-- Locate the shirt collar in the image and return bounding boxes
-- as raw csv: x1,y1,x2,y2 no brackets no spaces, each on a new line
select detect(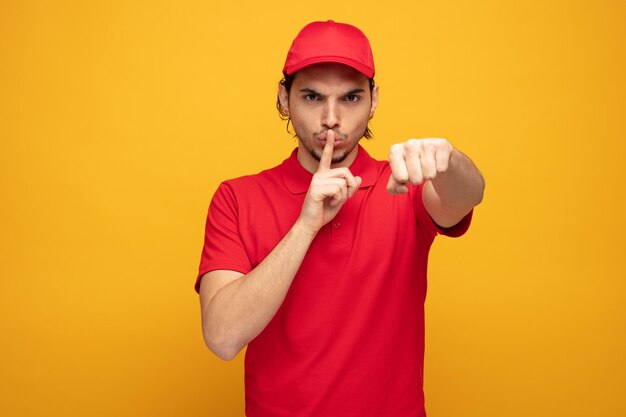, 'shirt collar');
281,144,379,195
